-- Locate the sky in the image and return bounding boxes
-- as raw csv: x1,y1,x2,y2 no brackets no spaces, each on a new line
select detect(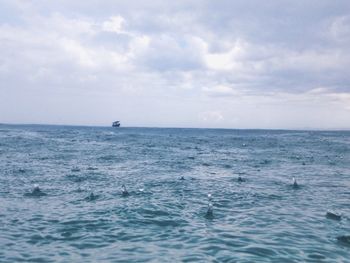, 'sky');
0,0,350,129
